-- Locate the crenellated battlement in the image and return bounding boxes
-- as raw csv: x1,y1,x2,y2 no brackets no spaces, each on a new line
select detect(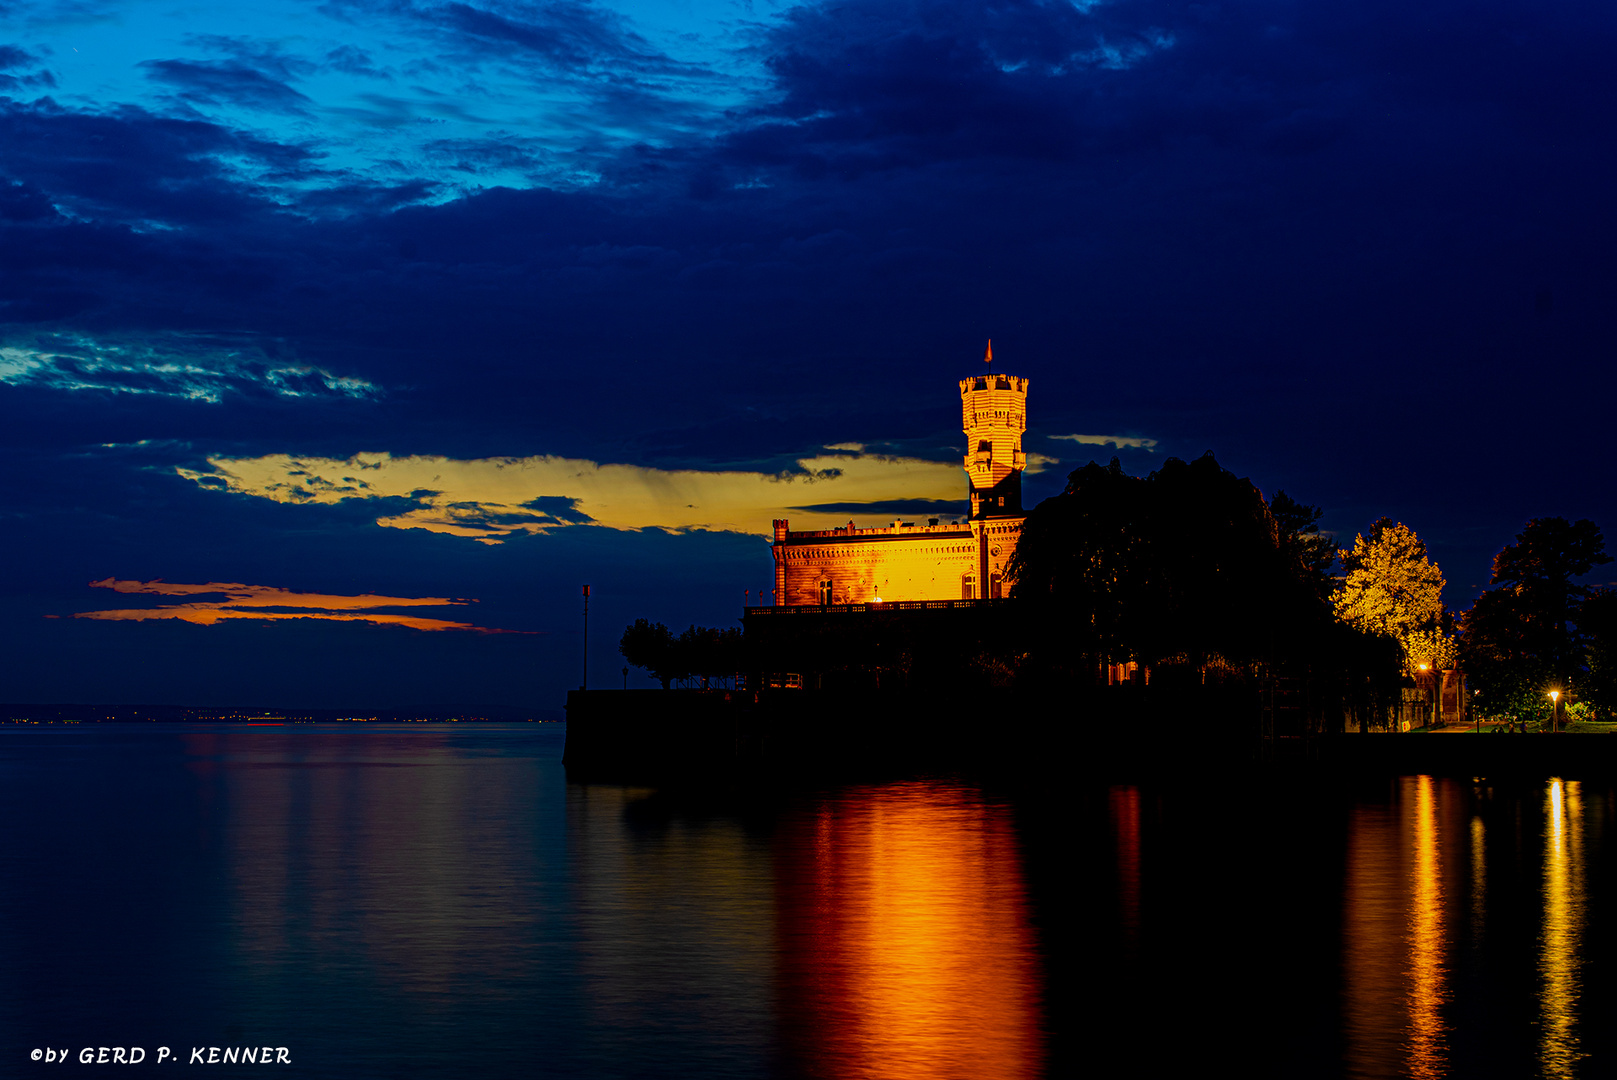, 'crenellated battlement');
959,371,1028,518
959,373,1029,396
